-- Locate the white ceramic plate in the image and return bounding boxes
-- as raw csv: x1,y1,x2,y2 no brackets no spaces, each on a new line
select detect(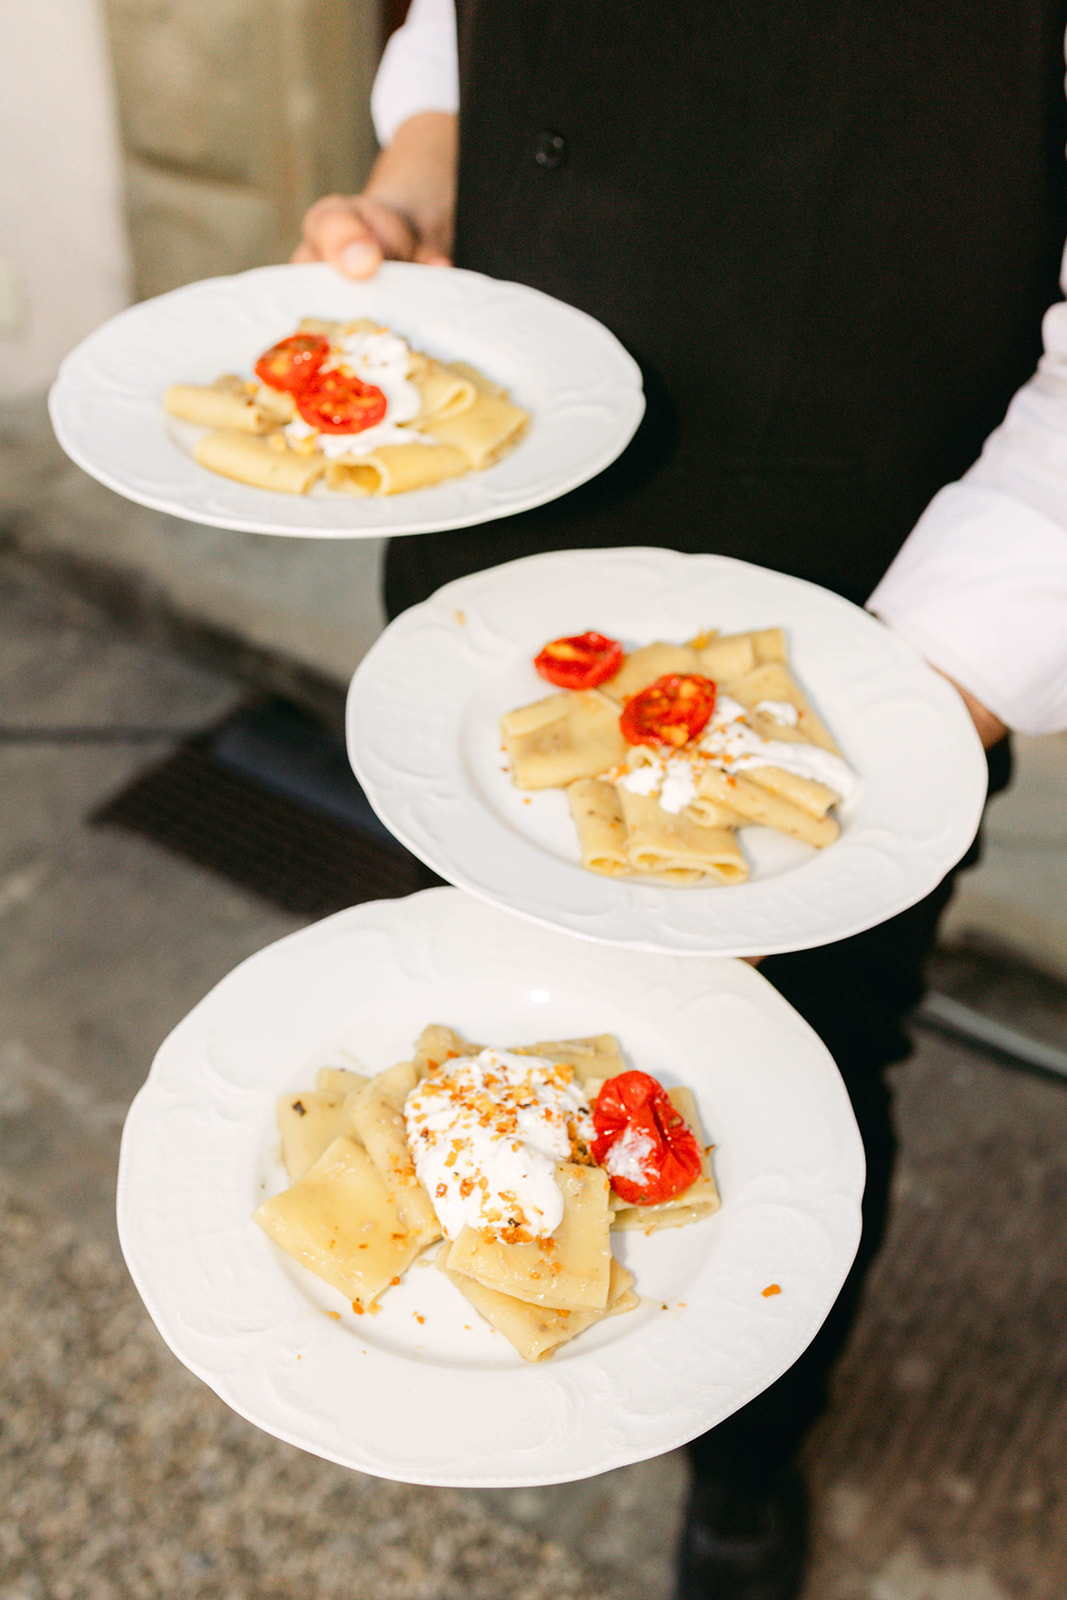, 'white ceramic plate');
47,262,644,539
347,547,989,957
116,889,863,1488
